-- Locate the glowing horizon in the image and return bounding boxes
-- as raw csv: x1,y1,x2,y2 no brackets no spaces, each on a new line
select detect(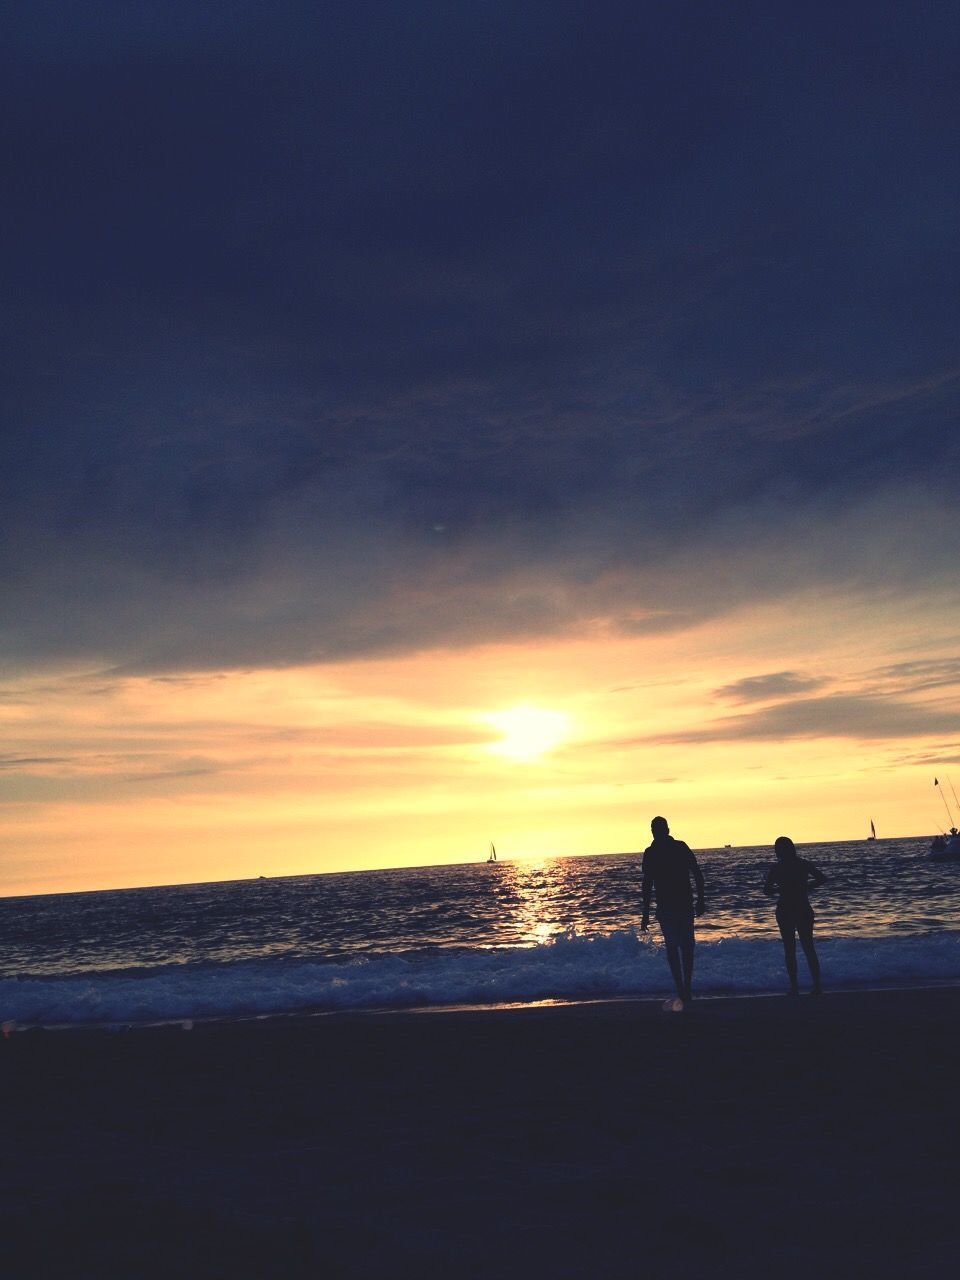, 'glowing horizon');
3,585,957,897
